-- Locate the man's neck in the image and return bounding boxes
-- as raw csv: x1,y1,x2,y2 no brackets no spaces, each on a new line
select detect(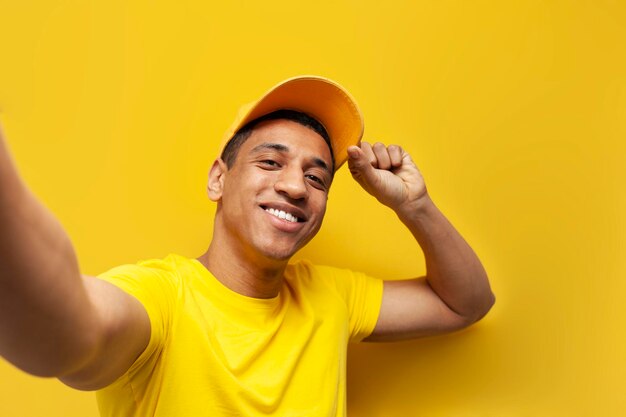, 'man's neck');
196,241,287,299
